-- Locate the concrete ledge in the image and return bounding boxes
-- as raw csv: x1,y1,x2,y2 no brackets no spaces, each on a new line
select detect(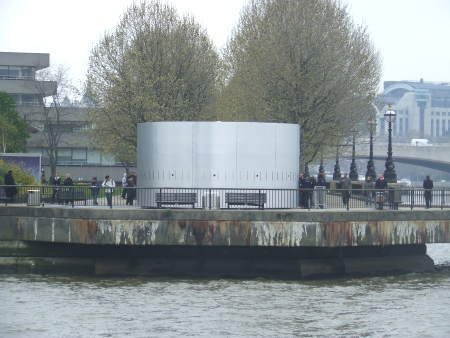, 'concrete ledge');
1,205,450,222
